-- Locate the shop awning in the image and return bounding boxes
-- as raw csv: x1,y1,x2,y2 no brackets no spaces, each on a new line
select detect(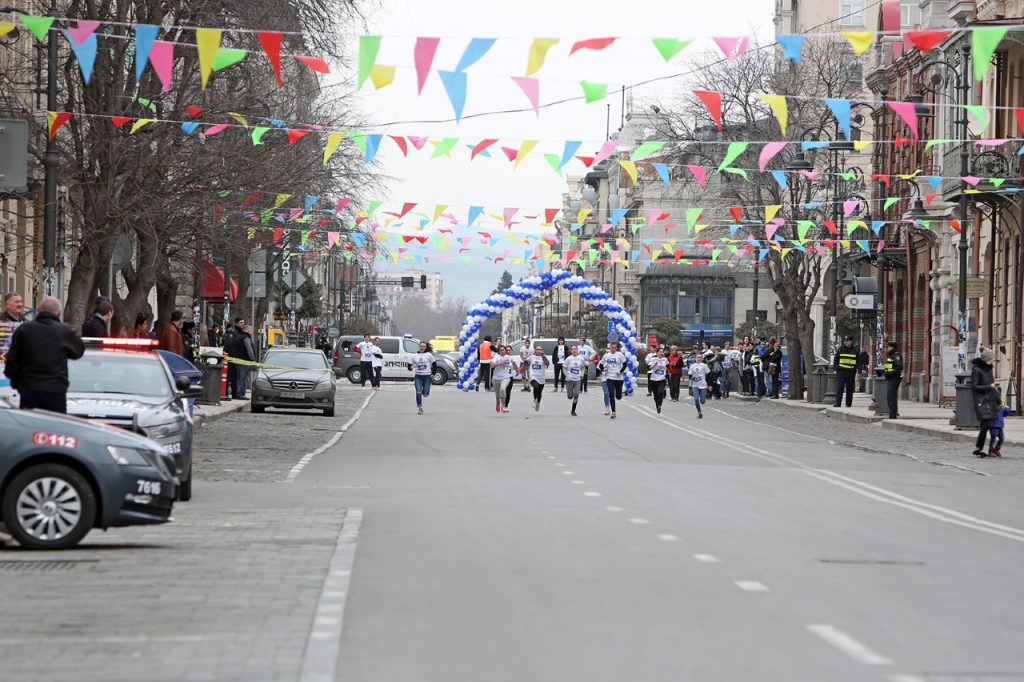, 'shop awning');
199,259,238,302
